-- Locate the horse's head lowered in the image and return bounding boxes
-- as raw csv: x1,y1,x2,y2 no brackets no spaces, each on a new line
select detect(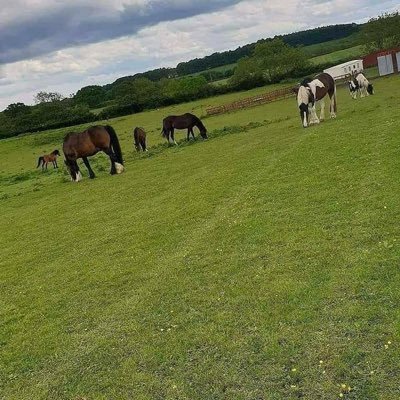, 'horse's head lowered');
297,85,313,128
64,159,82,182
367,83,374,95
199,126,208,140
196,120,208,140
